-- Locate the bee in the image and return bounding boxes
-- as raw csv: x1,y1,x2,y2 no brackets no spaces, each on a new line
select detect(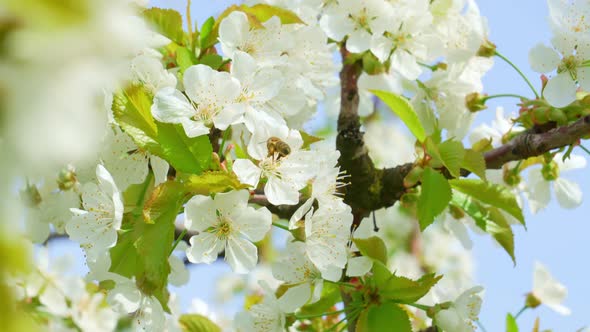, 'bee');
266,136,291,159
